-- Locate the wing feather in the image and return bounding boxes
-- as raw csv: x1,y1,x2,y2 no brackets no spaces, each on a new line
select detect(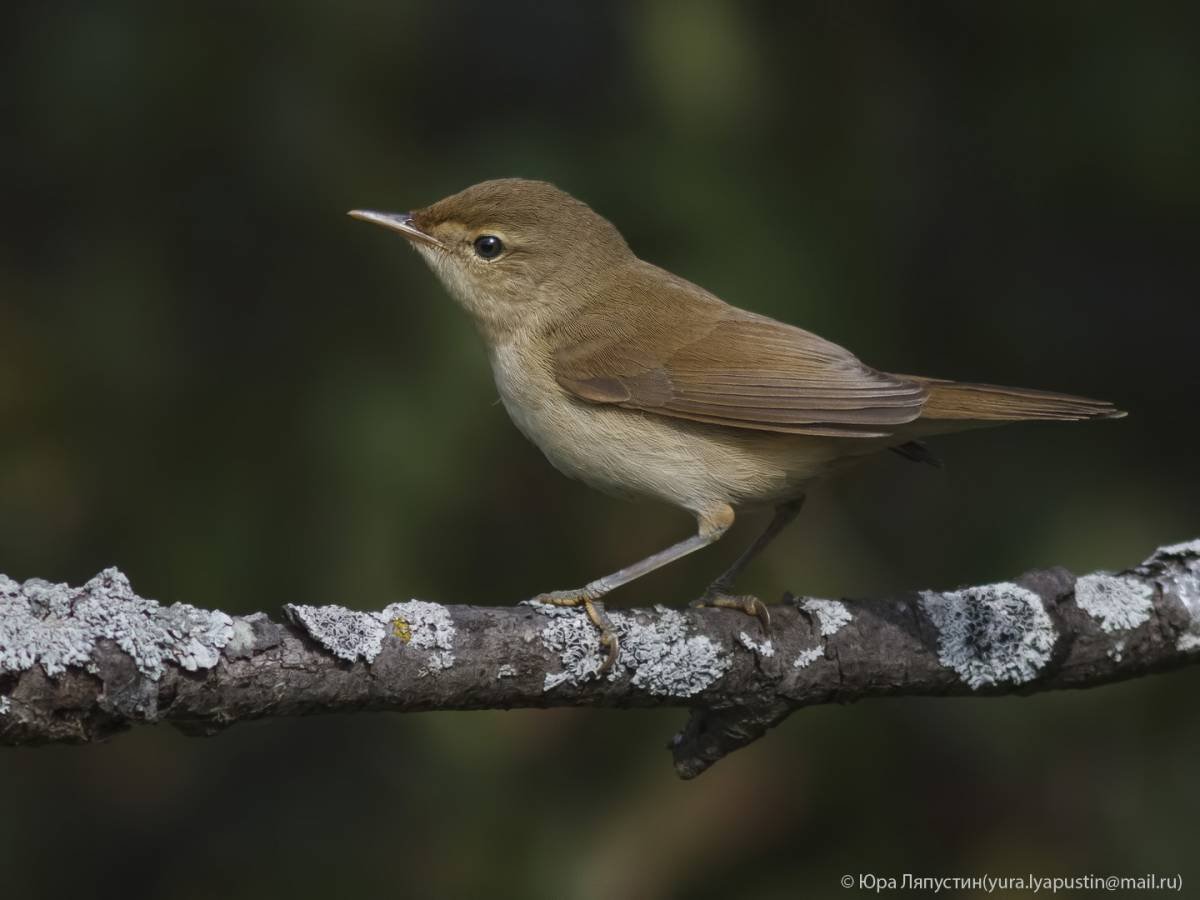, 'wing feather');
551,266,926,438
